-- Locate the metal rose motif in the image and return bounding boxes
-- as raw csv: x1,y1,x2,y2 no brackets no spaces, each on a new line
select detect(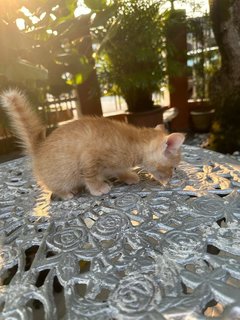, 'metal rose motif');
109,272,162,317
46,226,88,252
114,193,141,209
1,147,240,319
1,308,32,320
162,230,205,263
188,194,226,219
90,212,130,240
68,298,110,320
223,190,240,221
211,224,240,255
0,246,19,270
